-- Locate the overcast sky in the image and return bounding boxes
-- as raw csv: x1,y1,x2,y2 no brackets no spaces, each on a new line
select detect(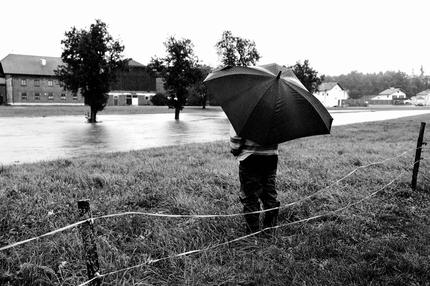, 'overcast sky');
1,0,429,76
